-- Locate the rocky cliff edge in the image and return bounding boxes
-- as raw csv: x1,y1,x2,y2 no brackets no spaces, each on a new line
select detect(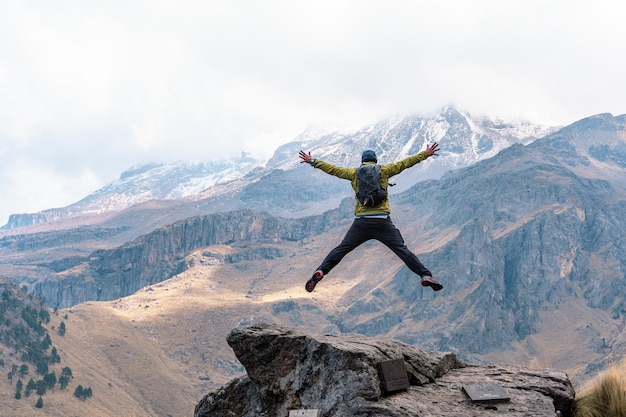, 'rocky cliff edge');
194,323,574,417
